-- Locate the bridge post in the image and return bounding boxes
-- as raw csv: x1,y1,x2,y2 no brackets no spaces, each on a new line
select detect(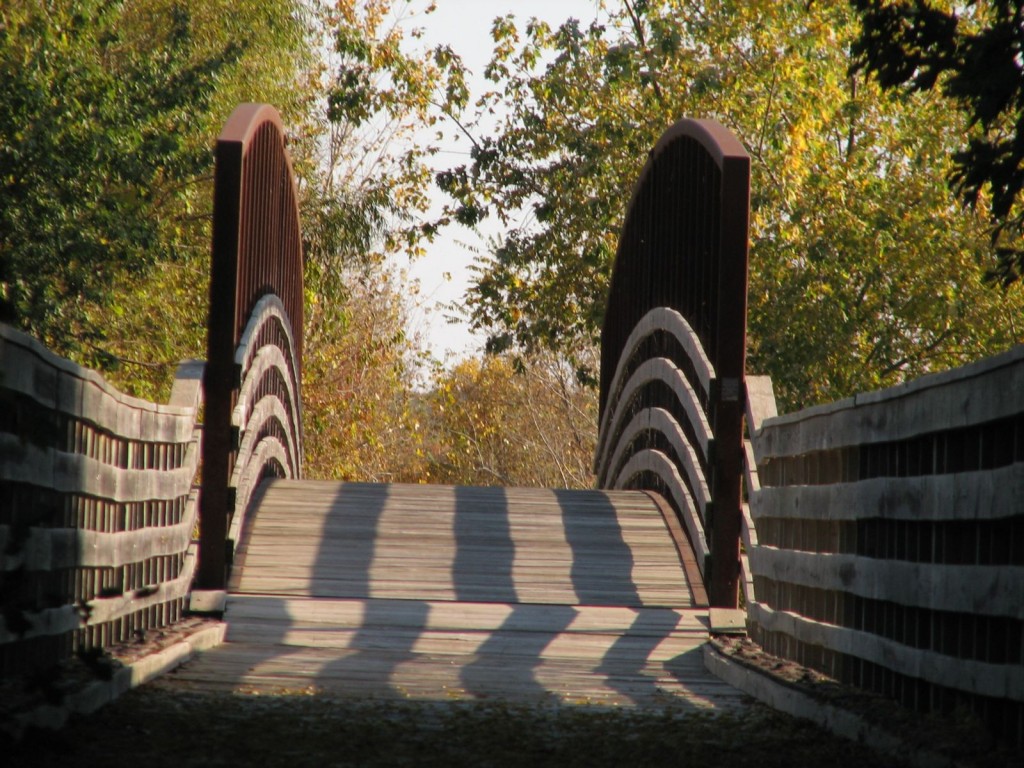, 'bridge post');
706,139,751,608
197,121,241,592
